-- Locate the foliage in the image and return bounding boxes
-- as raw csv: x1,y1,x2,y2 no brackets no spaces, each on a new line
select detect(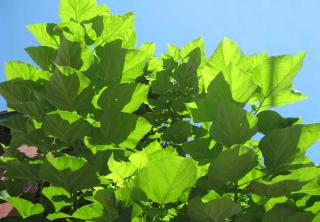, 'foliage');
1,0,320,221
